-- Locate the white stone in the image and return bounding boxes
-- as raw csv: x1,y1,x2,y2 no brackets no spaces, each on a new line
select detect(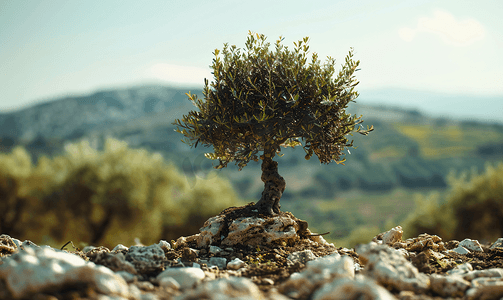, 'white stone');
382,226,403,245
112,244,128,252
128,284,142,300
465,277,503,300
279,252,354,298
463,268,503,281
209,257,227,269
490,238,503,249
135,280,155,291
125,244,166,274
158,276,180,290
0,246,129,299
356,242,429,293
157,267,205,290
11,237,22,249
447,263,473,275
429,274,470,297
312,275,396,300
221,215,300,246
452,246,470,255
157,240,171,251
177,276,271,300
227,258,247,270
116,271,136,283
20,239,39,250
209,245,223,254
459,238,483,252
196,215,225,247
287,250,317,265
310,235,333,246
